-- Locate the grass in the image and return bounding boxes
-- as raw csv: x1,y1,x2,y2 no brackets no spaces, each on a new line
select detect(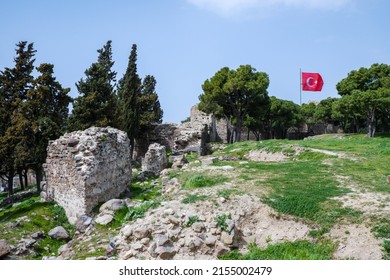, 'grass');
111,200,161,228
182,173,228,189
383,240,390,260
220,240,336,260
181,194,208,204
371,218,390,238
215,213,231,232
0,195,74,259
185,216,200,227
